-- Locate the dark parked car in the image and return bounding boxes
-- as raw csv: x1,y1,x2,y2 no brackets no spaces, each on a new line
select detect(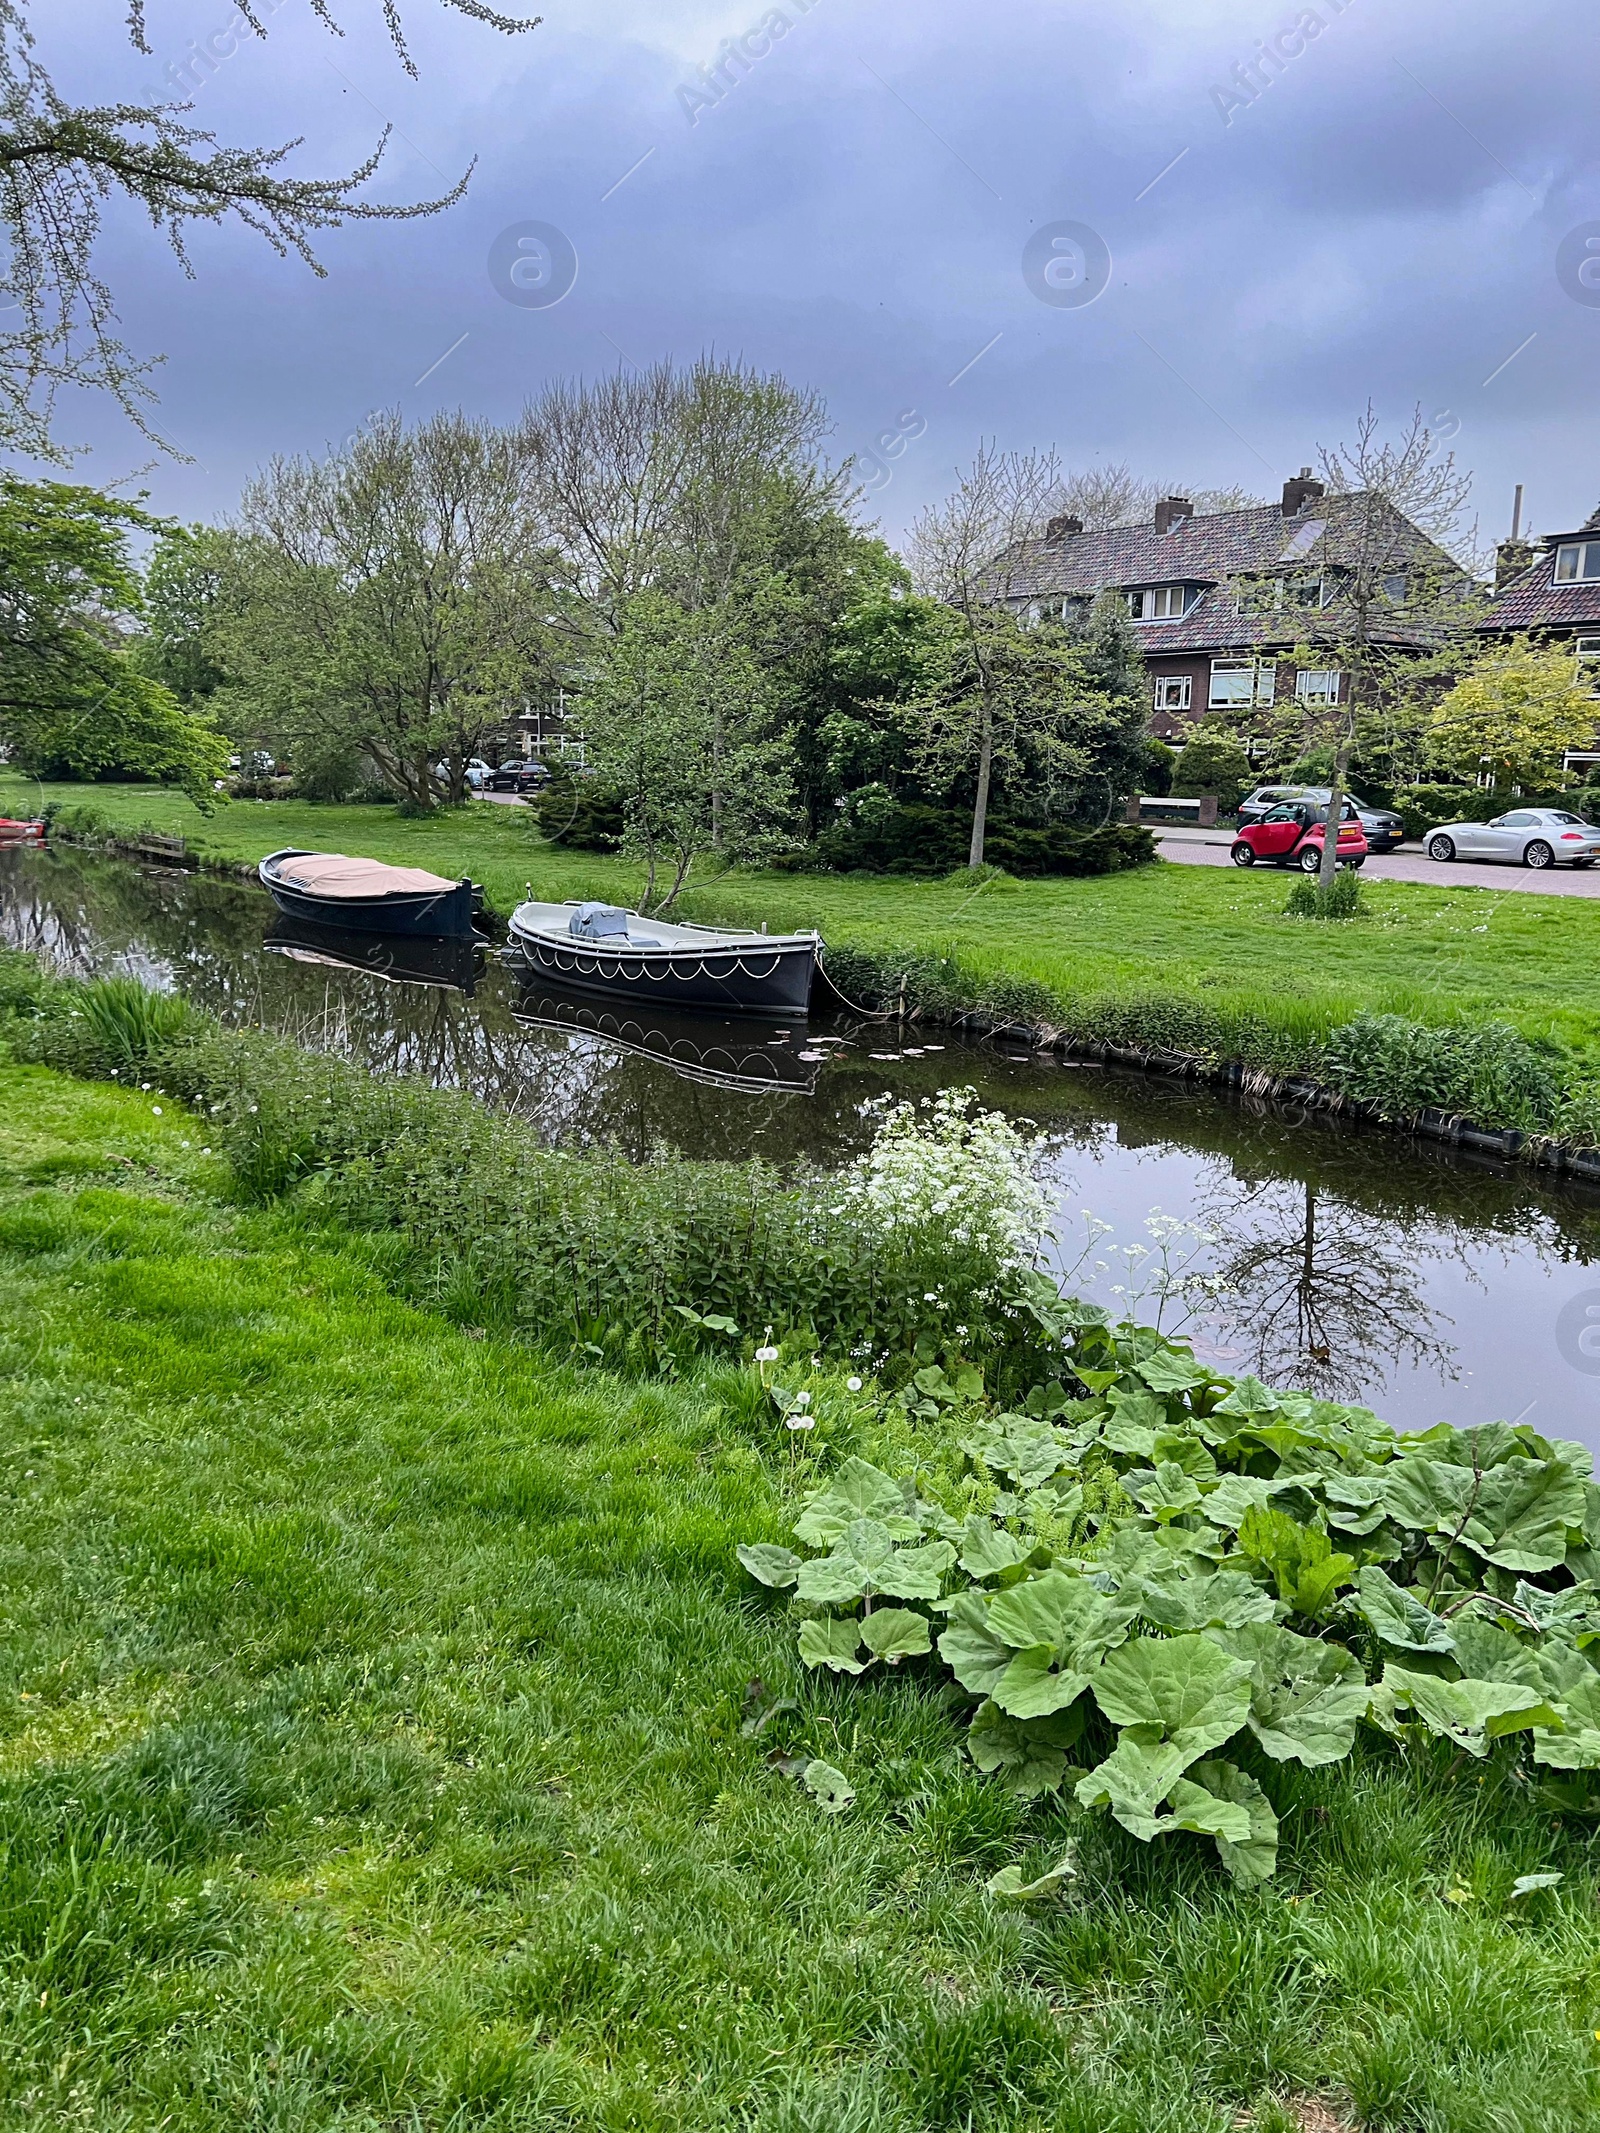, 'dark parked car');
487,760,550,795
1237,785,1405,852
